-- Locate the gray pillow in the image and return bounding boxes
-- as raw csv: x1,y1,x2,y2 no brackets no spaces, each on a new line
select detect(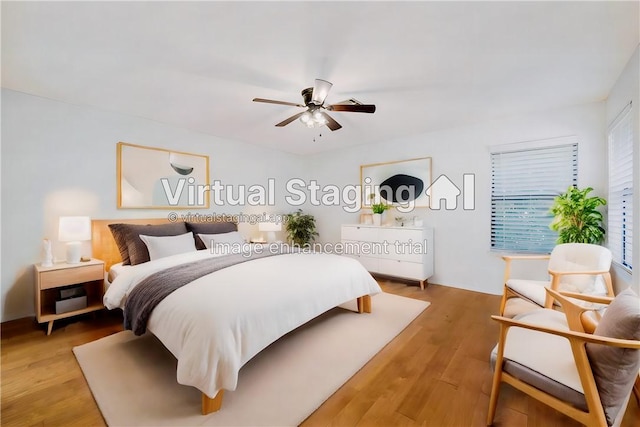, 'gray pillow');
108,222,188,265
585,288,640,425
185,221,237,250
